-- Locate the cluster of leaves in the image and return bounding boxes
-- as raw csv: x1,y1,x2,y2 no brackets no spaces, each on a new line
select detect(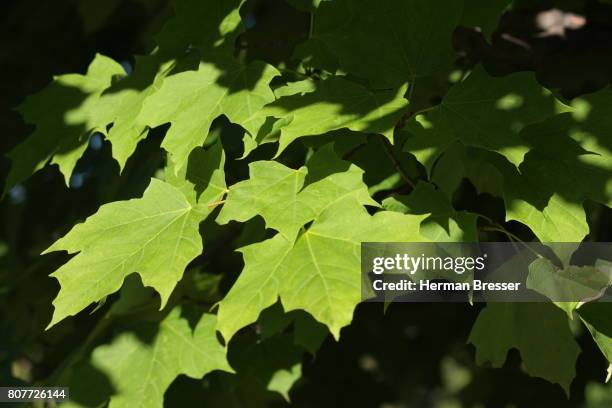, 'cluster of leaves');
1,0,612,406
